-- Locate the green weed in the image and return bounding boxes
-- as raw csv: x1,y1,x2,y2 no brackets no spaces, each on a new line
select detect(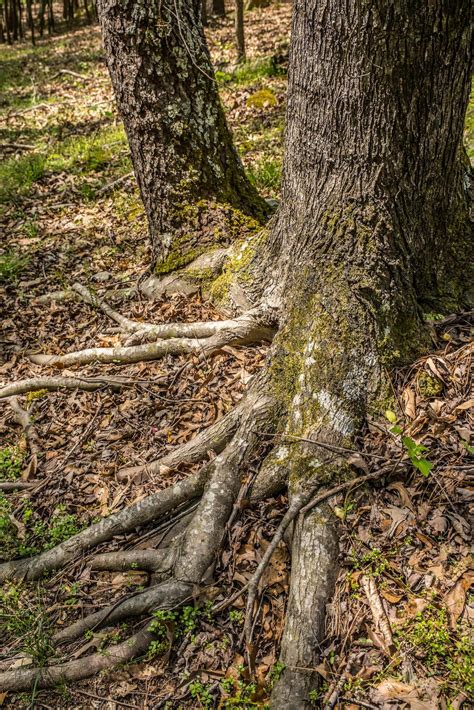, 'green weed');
0,581,54,667
248,157,282,193
0,446,23,481
216,57,285,86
